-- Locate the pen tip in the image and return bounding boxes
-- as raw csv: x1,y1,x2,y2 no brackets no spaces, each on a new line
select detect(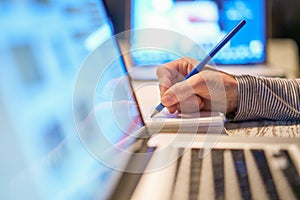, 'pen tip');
150,109,159,118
